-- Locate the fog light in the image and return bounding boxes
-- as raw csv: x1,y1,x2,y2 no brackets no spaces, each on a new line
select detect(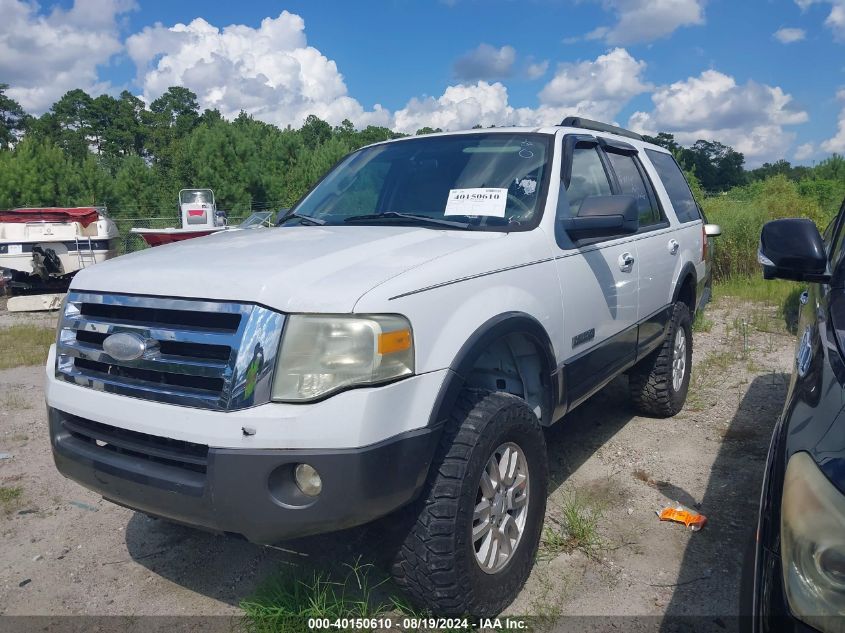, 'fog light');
294,464,322,497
